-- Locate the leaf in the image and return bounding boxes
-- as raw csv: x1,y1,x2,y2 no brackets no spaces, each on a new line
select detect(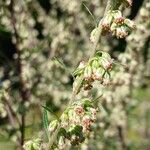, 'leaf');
92,94,103,104
42,105,60,122
53,57,74,77
83,3,97,27
42,108,49,141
